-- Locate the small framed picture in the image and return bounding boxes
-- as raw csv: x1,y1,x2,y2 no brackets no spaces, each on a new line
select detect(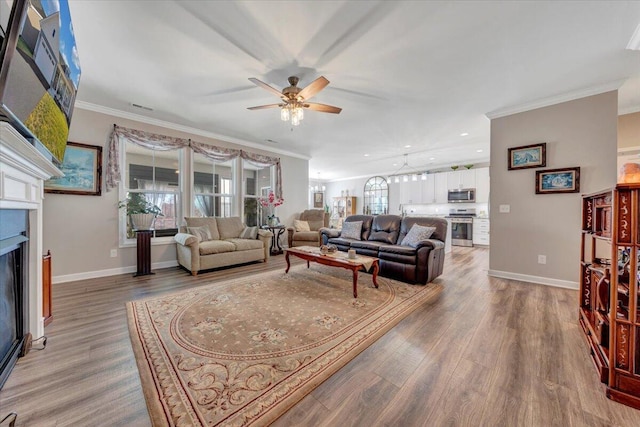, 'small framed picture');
508,143,546,170
535,167,580,194
45,142,102,196
313,192,324,208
